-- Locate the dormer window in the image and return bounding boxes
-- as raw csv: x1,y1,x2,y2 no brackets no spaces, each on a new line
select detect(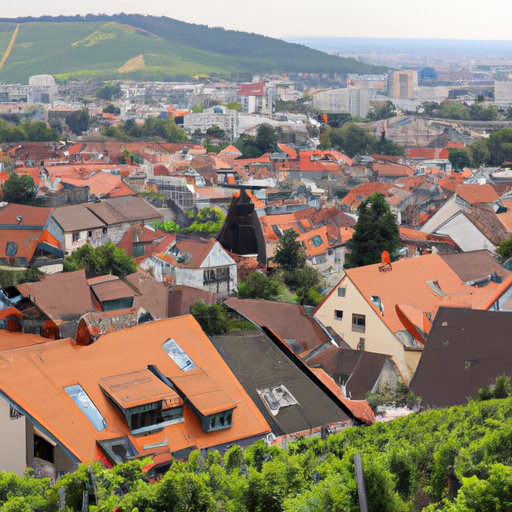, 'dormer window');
99,369,184,435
